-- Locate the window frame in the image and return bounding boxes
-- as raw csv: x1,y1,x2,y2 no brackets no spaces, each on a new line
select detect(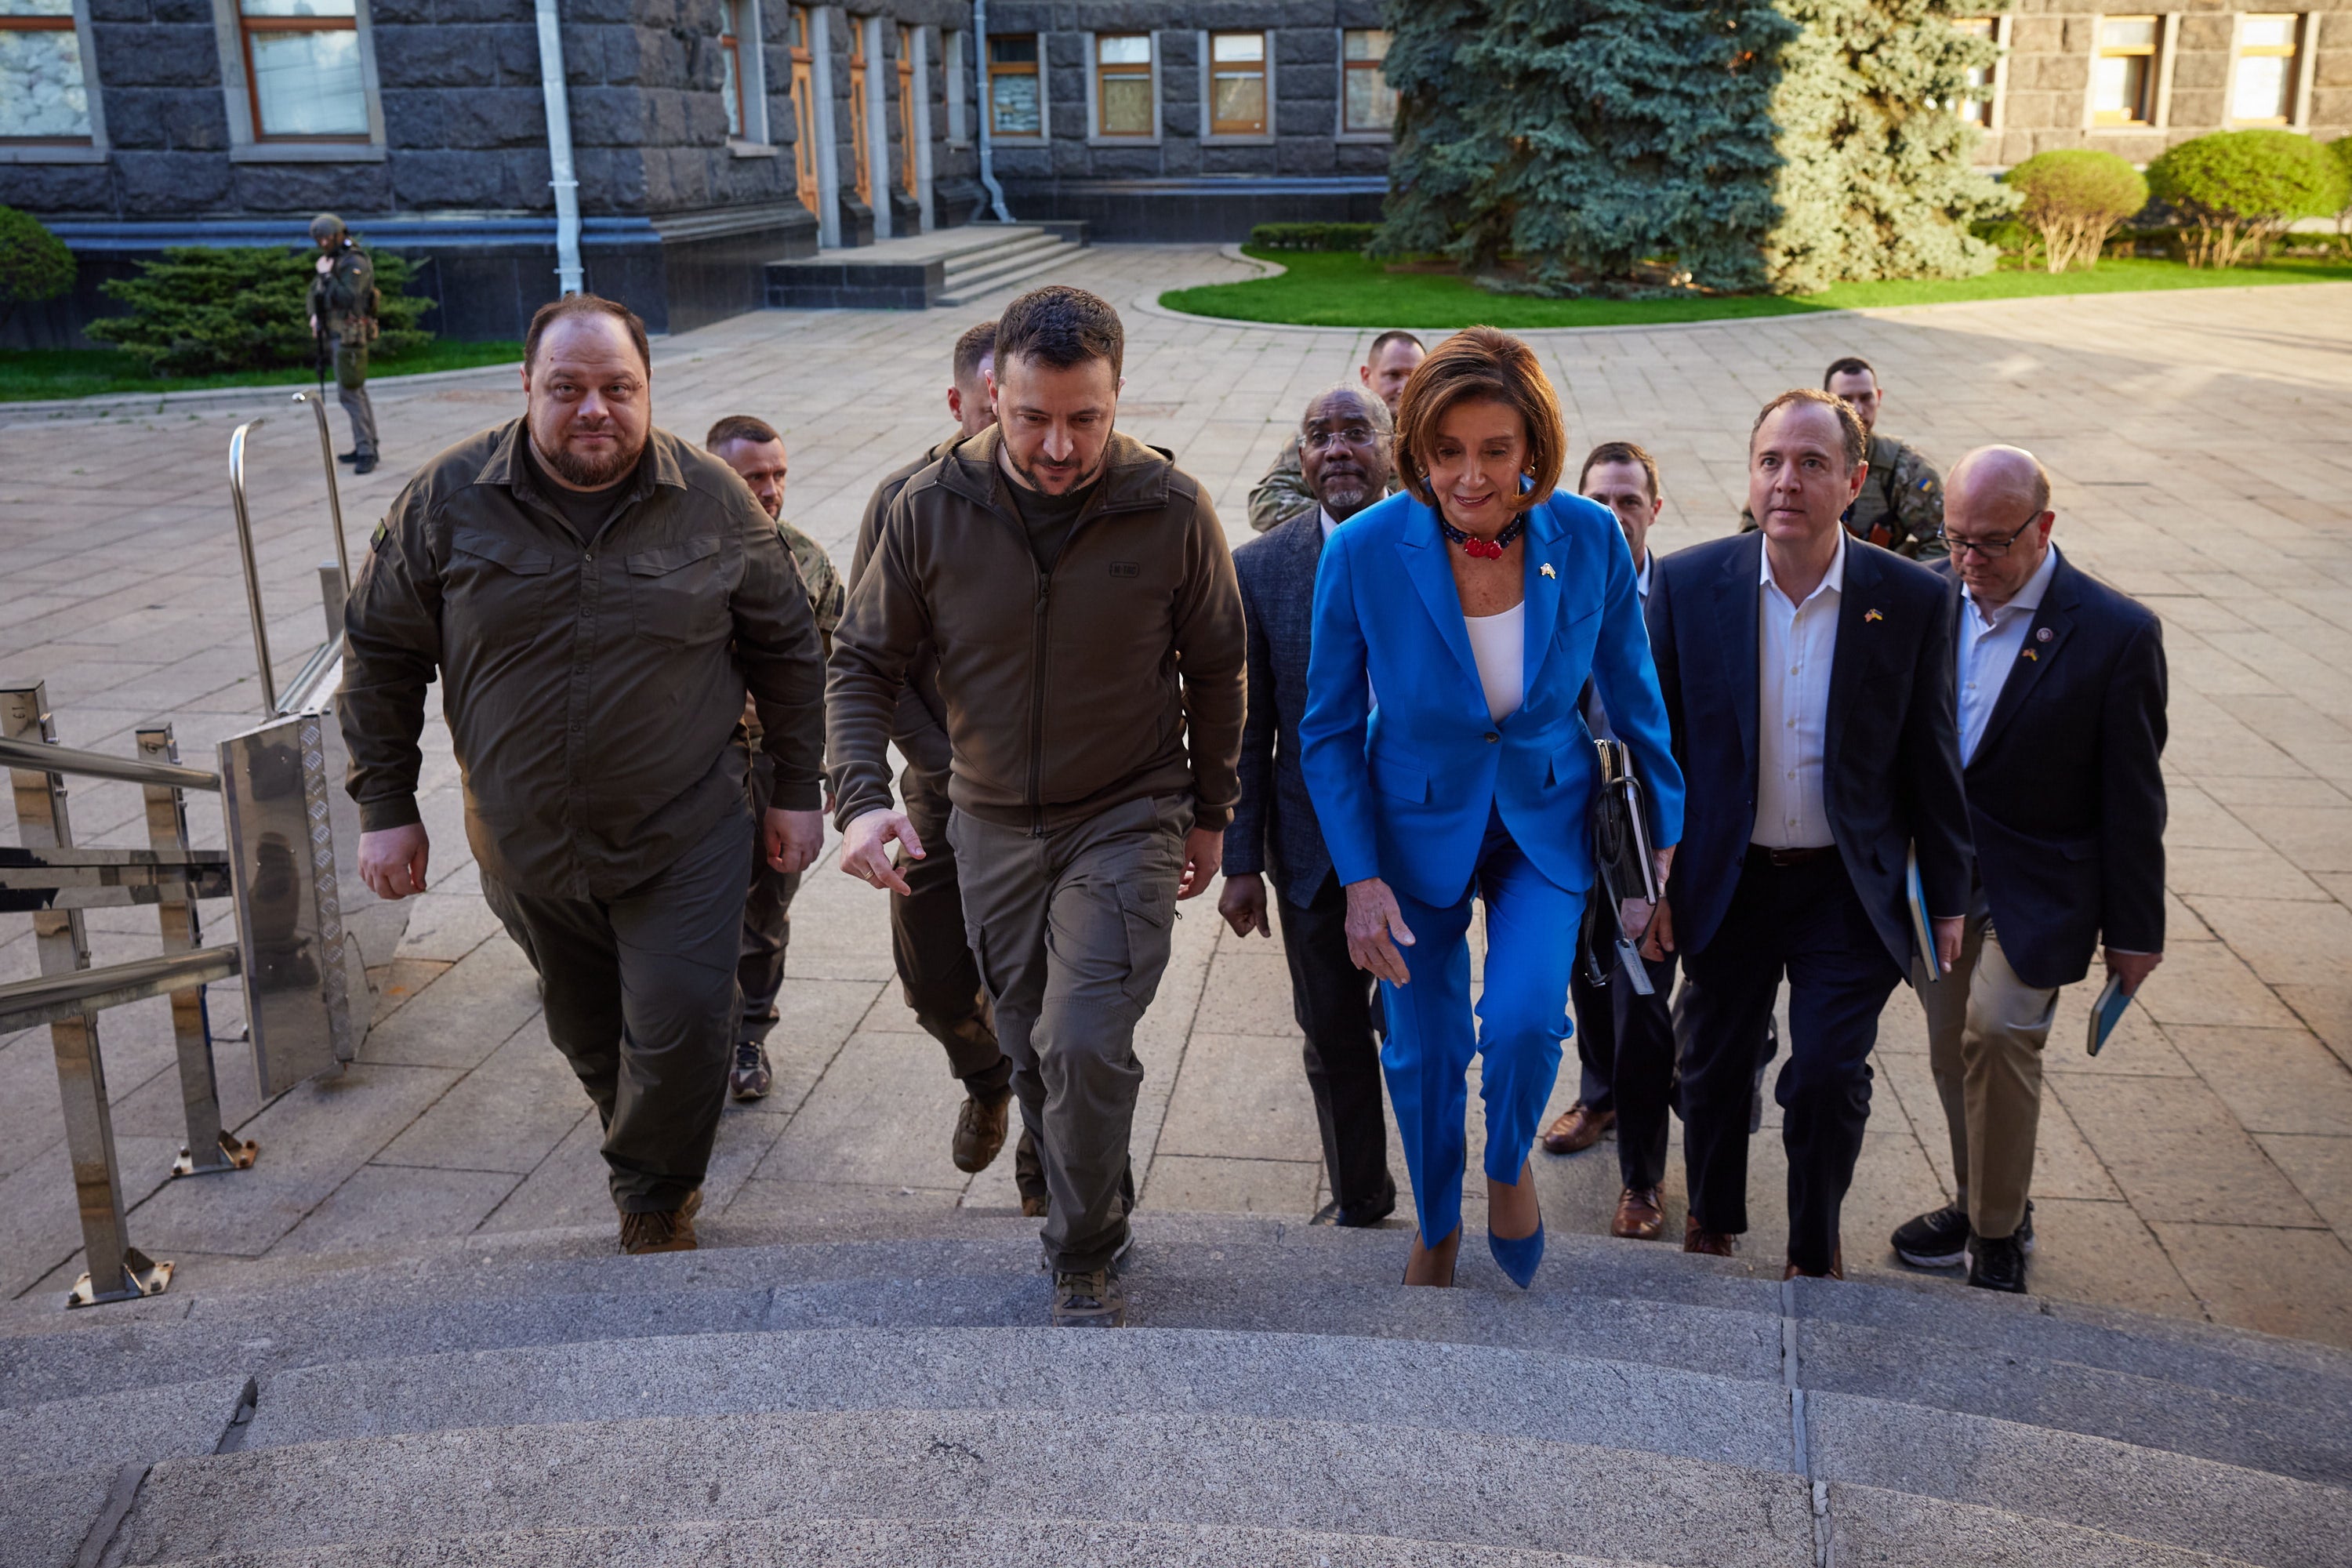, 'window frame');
985,31,1045,144
1336,27,1395,140
1944,14,2006,132
0,0,107,160
209,0,384,160
719,0,746,140
2085,12,2167,131
1087,30,1157,144
788,3,819,211
1200,27,1272,143
2226,11,2309,129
